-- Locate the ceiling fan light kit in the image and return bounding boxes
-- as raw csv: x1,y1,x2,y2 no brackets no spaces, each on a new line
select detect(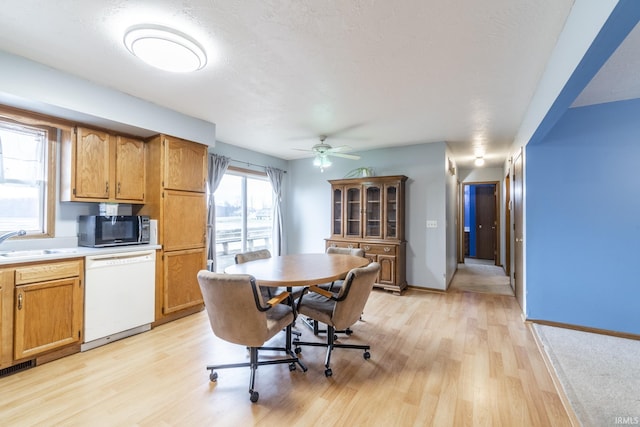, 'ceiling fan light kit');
314,154,332,172
296,135,361,172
